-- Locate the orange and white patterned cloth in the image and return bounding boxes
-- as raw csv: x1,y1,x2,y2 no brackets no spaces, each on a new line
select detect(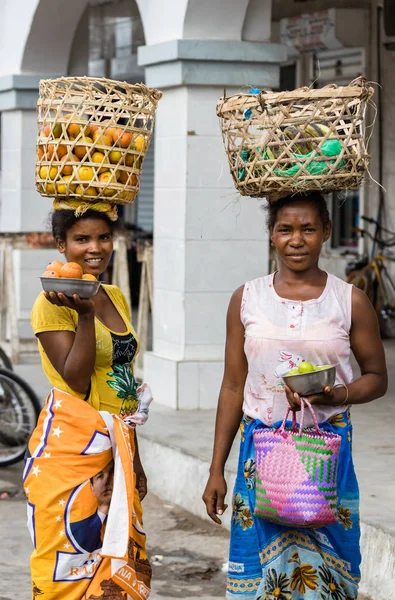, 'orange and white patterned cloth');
24,388,151,600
